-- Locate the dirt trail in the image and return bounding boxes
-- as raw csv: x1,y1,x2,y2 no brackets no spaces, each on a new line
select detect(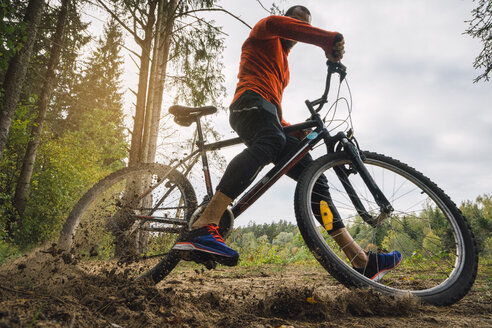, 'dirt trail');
0,249,491,327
